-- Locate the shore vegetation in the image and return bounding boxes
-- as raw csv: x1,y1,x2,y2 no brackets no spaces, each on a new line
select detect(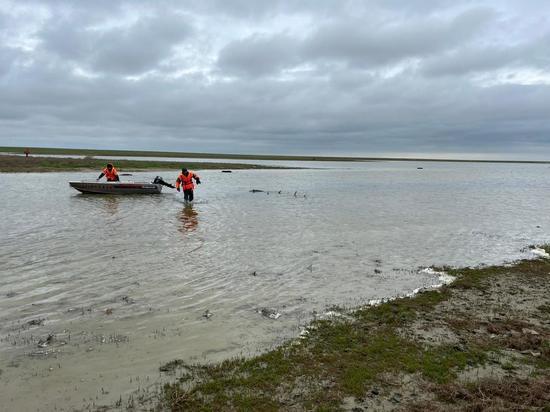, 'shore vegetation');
0,154,286,173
